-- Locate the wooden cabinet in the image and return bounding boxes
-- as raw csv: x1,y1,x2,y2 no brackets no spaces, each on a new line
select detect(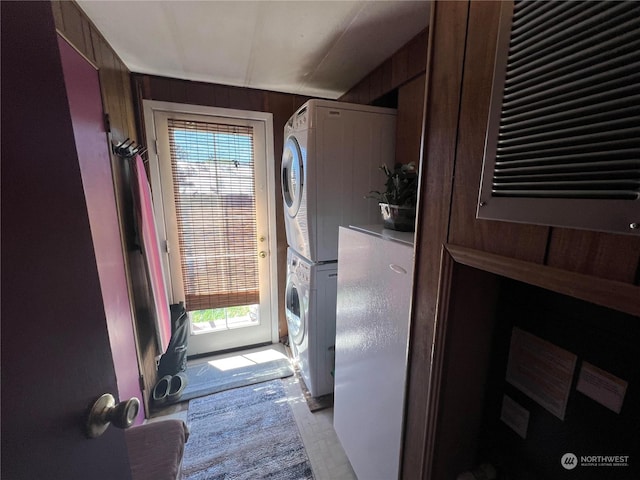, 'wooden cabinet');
403,1,640,478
